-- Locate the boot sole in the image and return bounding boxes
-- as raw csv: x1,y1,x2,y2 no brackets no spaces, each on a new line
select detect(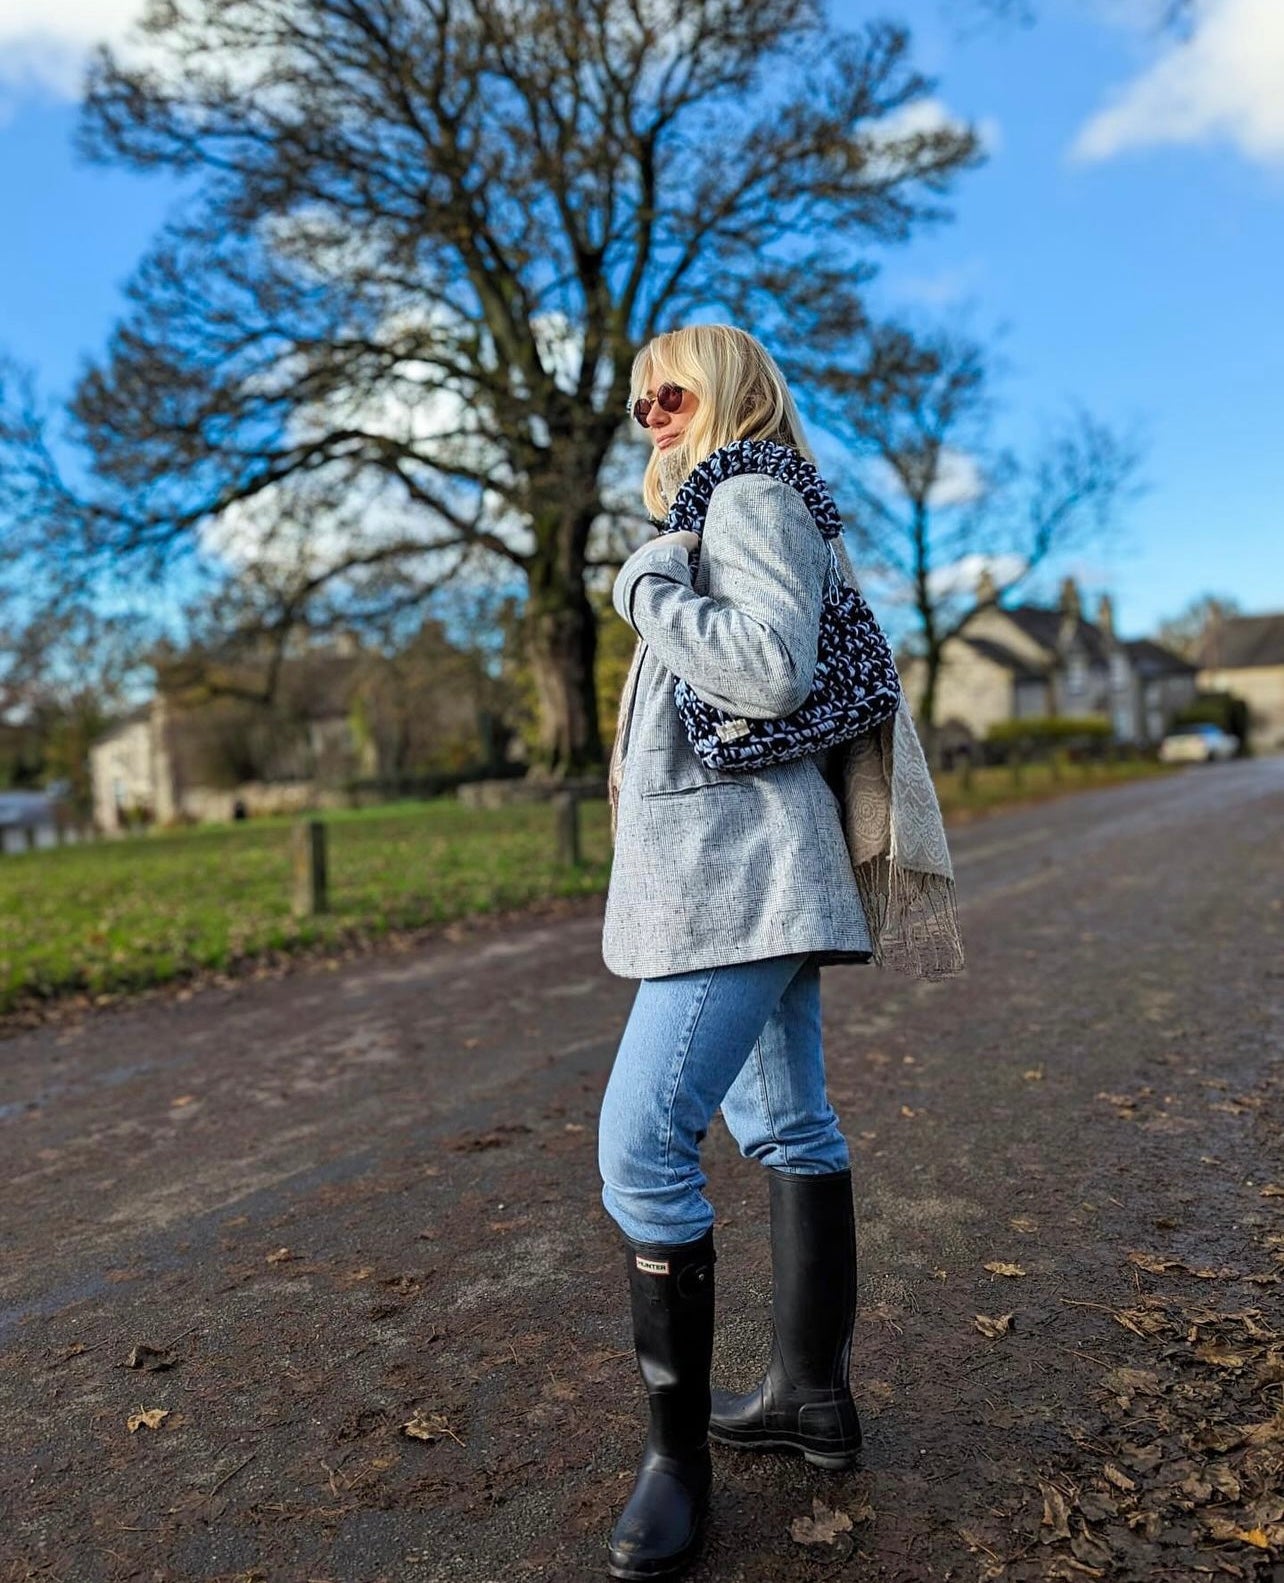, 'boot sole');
708,1426,860,1471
